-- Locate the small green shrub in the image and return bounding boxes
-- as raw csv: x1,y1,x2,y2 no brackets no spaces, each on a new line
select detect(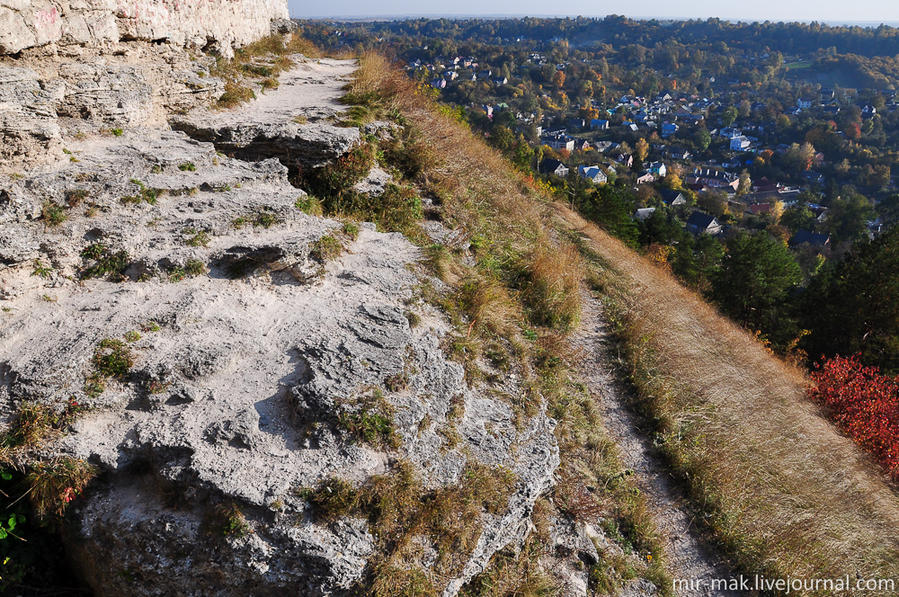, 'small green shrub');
0,403,54,449
140,321,161,332
296,478,360,522
110,128,124,137
241,63,274,78
185,259,206,276
167,266,186,282
186,231,210,247
178,162,197,172
120,179,160,205
65,189,89,207
79,243,129,281
123,331,141,343
41,202,66,227
295,195,323,216
342,221,360,240
336,184,423,234
82,375,105,398
253,209,280,229
310,234,344,263
303,142,374,198
31,259,52,279
92,338,134,380
218,504,250,538
337,393,399,449
217,81,255,108
27,457,96,519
